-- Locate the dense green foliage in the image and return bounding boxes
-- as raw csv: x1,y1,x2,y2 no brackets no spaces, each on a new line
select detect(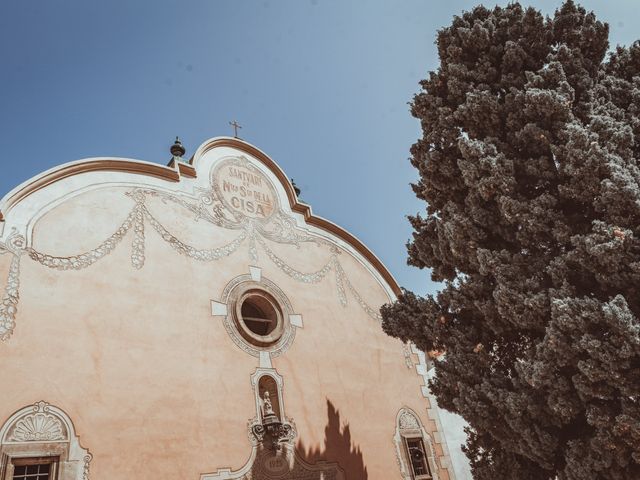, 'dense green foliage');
381,2,640,478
